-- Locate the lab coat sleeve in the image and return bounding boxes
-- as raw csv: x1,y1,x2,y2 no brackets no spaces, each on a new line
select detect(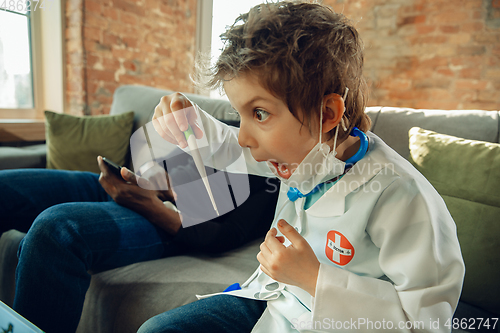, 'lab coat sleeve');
182,100,274,178
311,177,465,332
